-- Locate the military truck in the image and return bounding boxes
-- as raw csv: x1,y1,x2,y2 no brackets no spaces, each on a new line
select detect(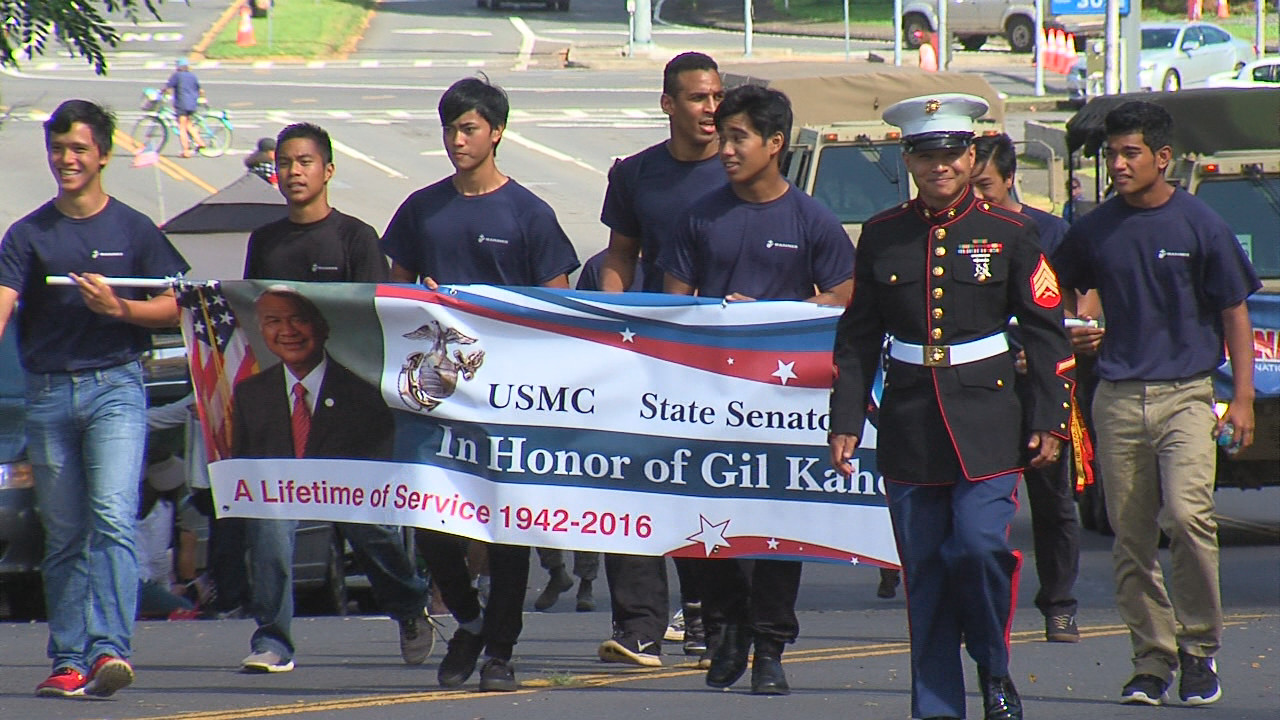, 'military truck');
1065,88,1280,531
721,64,1005,243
